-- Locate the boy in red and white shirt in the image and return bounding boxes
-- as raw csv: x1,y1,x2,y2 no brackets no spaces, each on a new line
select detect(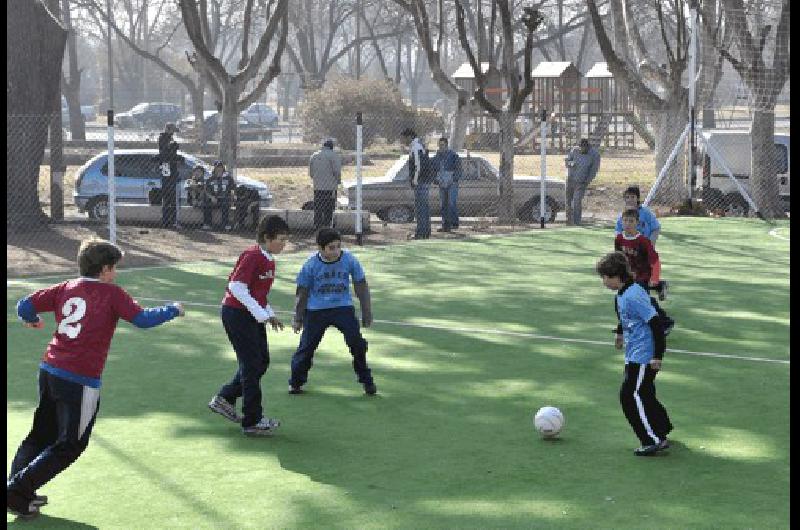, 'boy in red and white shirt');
207,215,290,436
9,239,184,519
